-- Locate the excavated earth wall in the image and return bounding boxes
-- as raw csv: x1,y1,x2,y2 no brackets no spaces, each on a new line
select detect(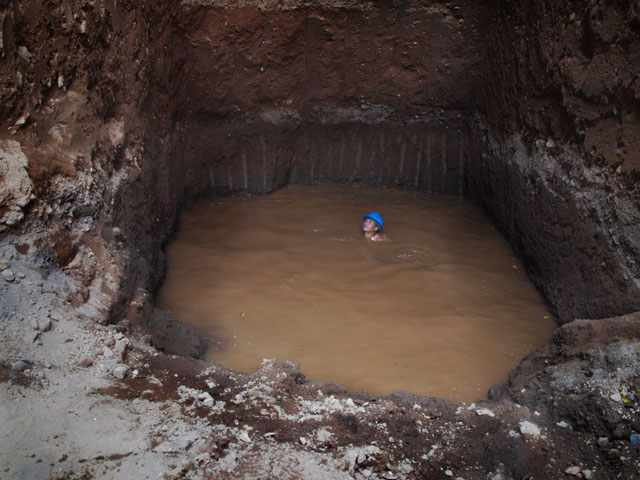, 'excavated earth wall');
468,0,640,323
1,0,639,478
